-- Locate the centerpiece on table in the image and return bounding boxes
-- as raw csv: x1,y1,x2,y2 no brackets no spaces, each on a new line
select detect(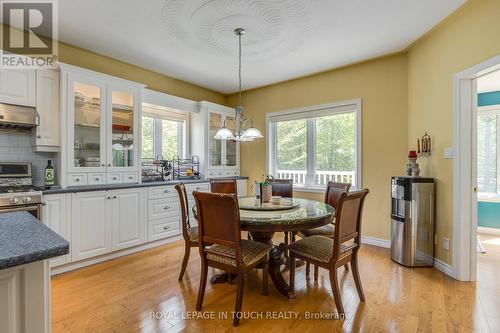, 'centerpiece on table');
253,175,272,204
